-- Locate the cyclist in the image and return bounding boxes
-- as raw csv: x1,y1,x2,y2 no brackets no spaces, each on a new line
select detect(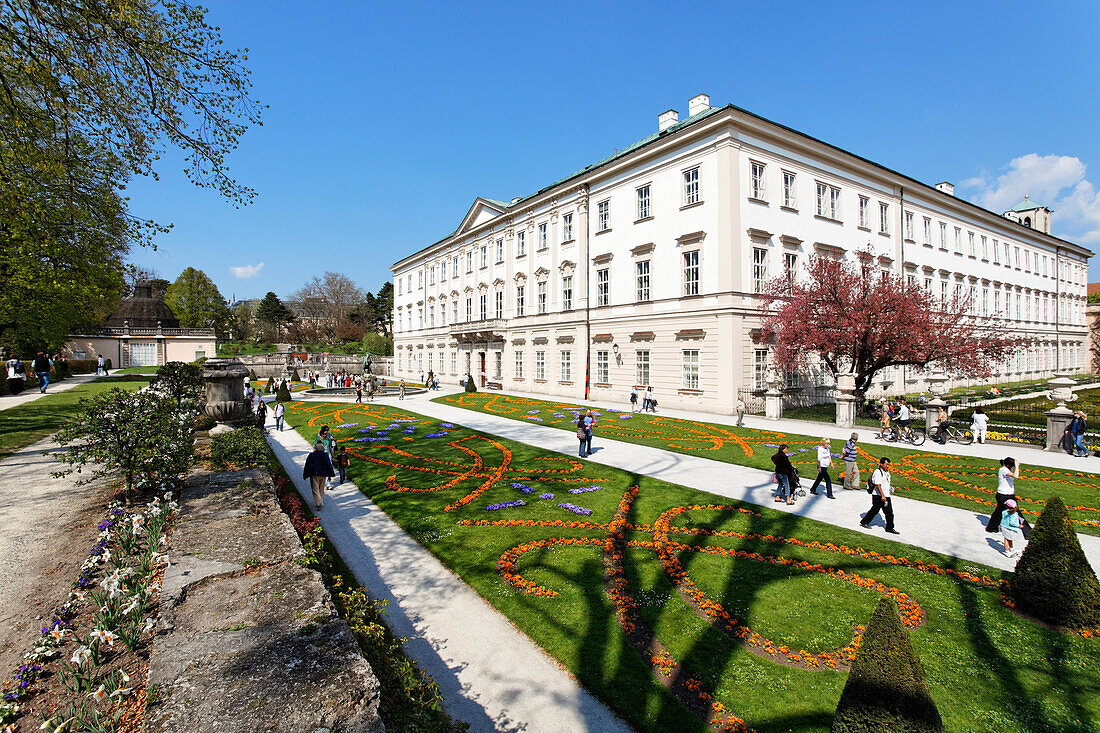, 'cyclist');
879,401,892,440
933,407,950,444
896,400,913,440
